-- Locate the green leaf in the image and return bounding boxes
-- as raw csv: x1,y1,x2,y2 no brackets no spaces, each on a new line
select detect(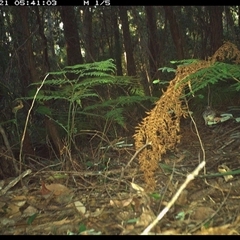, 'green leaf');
153,79,160,84
35,105,52,115
158,66,176,73
175,211,185,221
126,218,138,223
78,223,87,233
27,212,38,225
149,192,161,200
